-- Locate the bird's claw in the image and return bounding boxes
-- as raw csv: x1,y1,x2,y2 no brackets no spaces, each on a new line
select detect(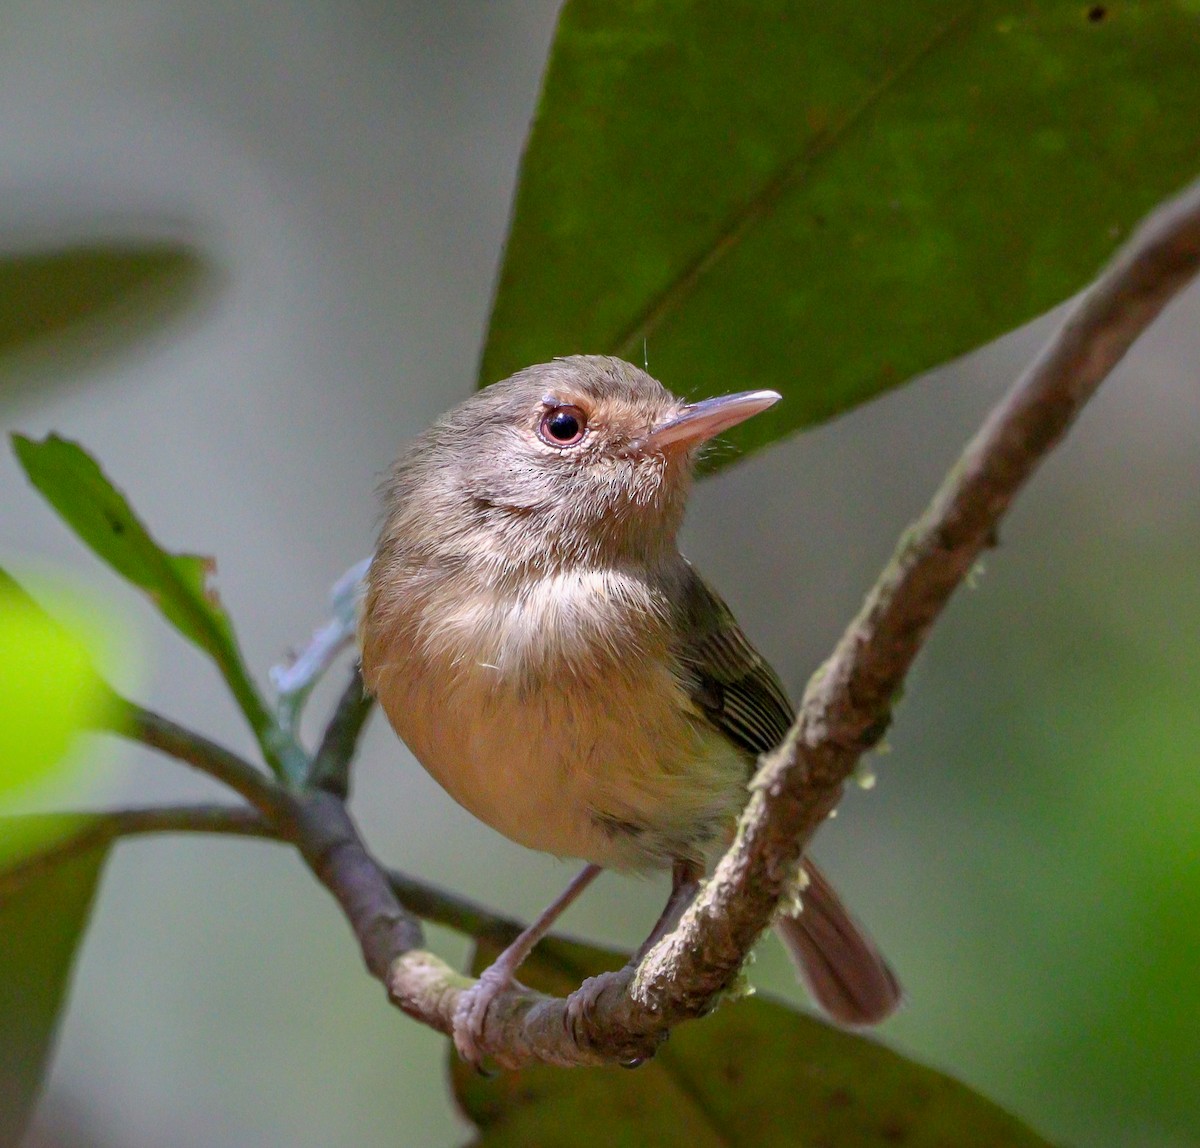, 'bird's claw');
453,966,518,1068
563,970,620,1041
